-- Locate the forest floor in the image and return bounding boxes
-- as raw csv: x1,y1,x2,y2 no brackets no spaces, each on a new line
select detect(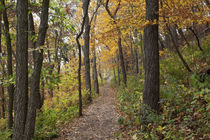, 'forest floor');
54,83,121,140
